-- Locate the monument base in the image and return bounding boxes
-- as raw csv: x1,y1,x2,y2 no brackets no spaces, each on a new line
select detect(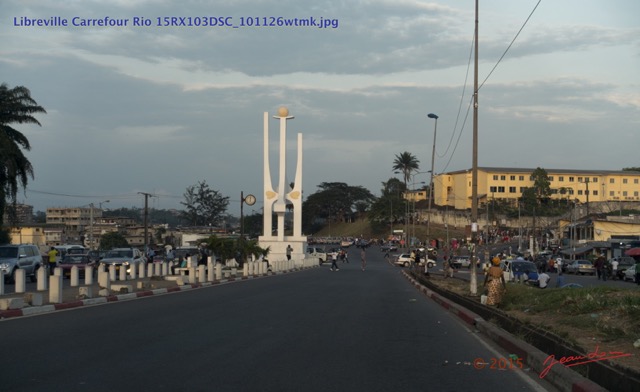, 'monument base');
258,236,307,262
